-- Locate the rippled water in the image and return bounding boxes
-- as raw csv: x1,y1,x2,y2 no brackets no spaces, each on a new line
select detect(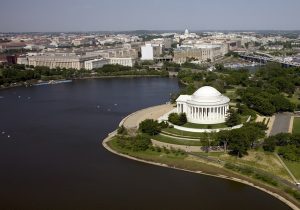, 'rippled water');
0,78,291,210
